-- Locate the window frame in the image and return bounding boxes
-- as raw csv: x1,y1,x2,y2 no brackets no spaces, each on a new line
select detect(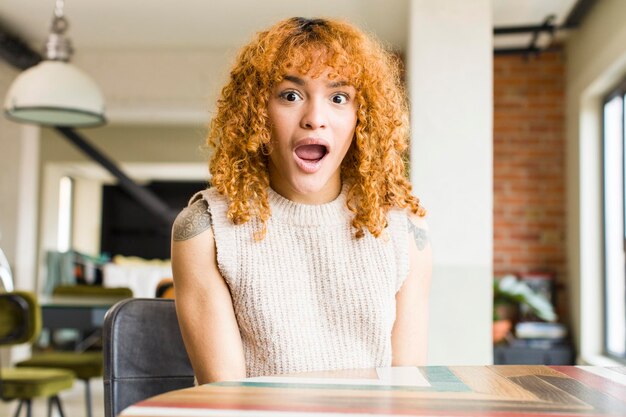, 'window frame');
602,76,626,362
